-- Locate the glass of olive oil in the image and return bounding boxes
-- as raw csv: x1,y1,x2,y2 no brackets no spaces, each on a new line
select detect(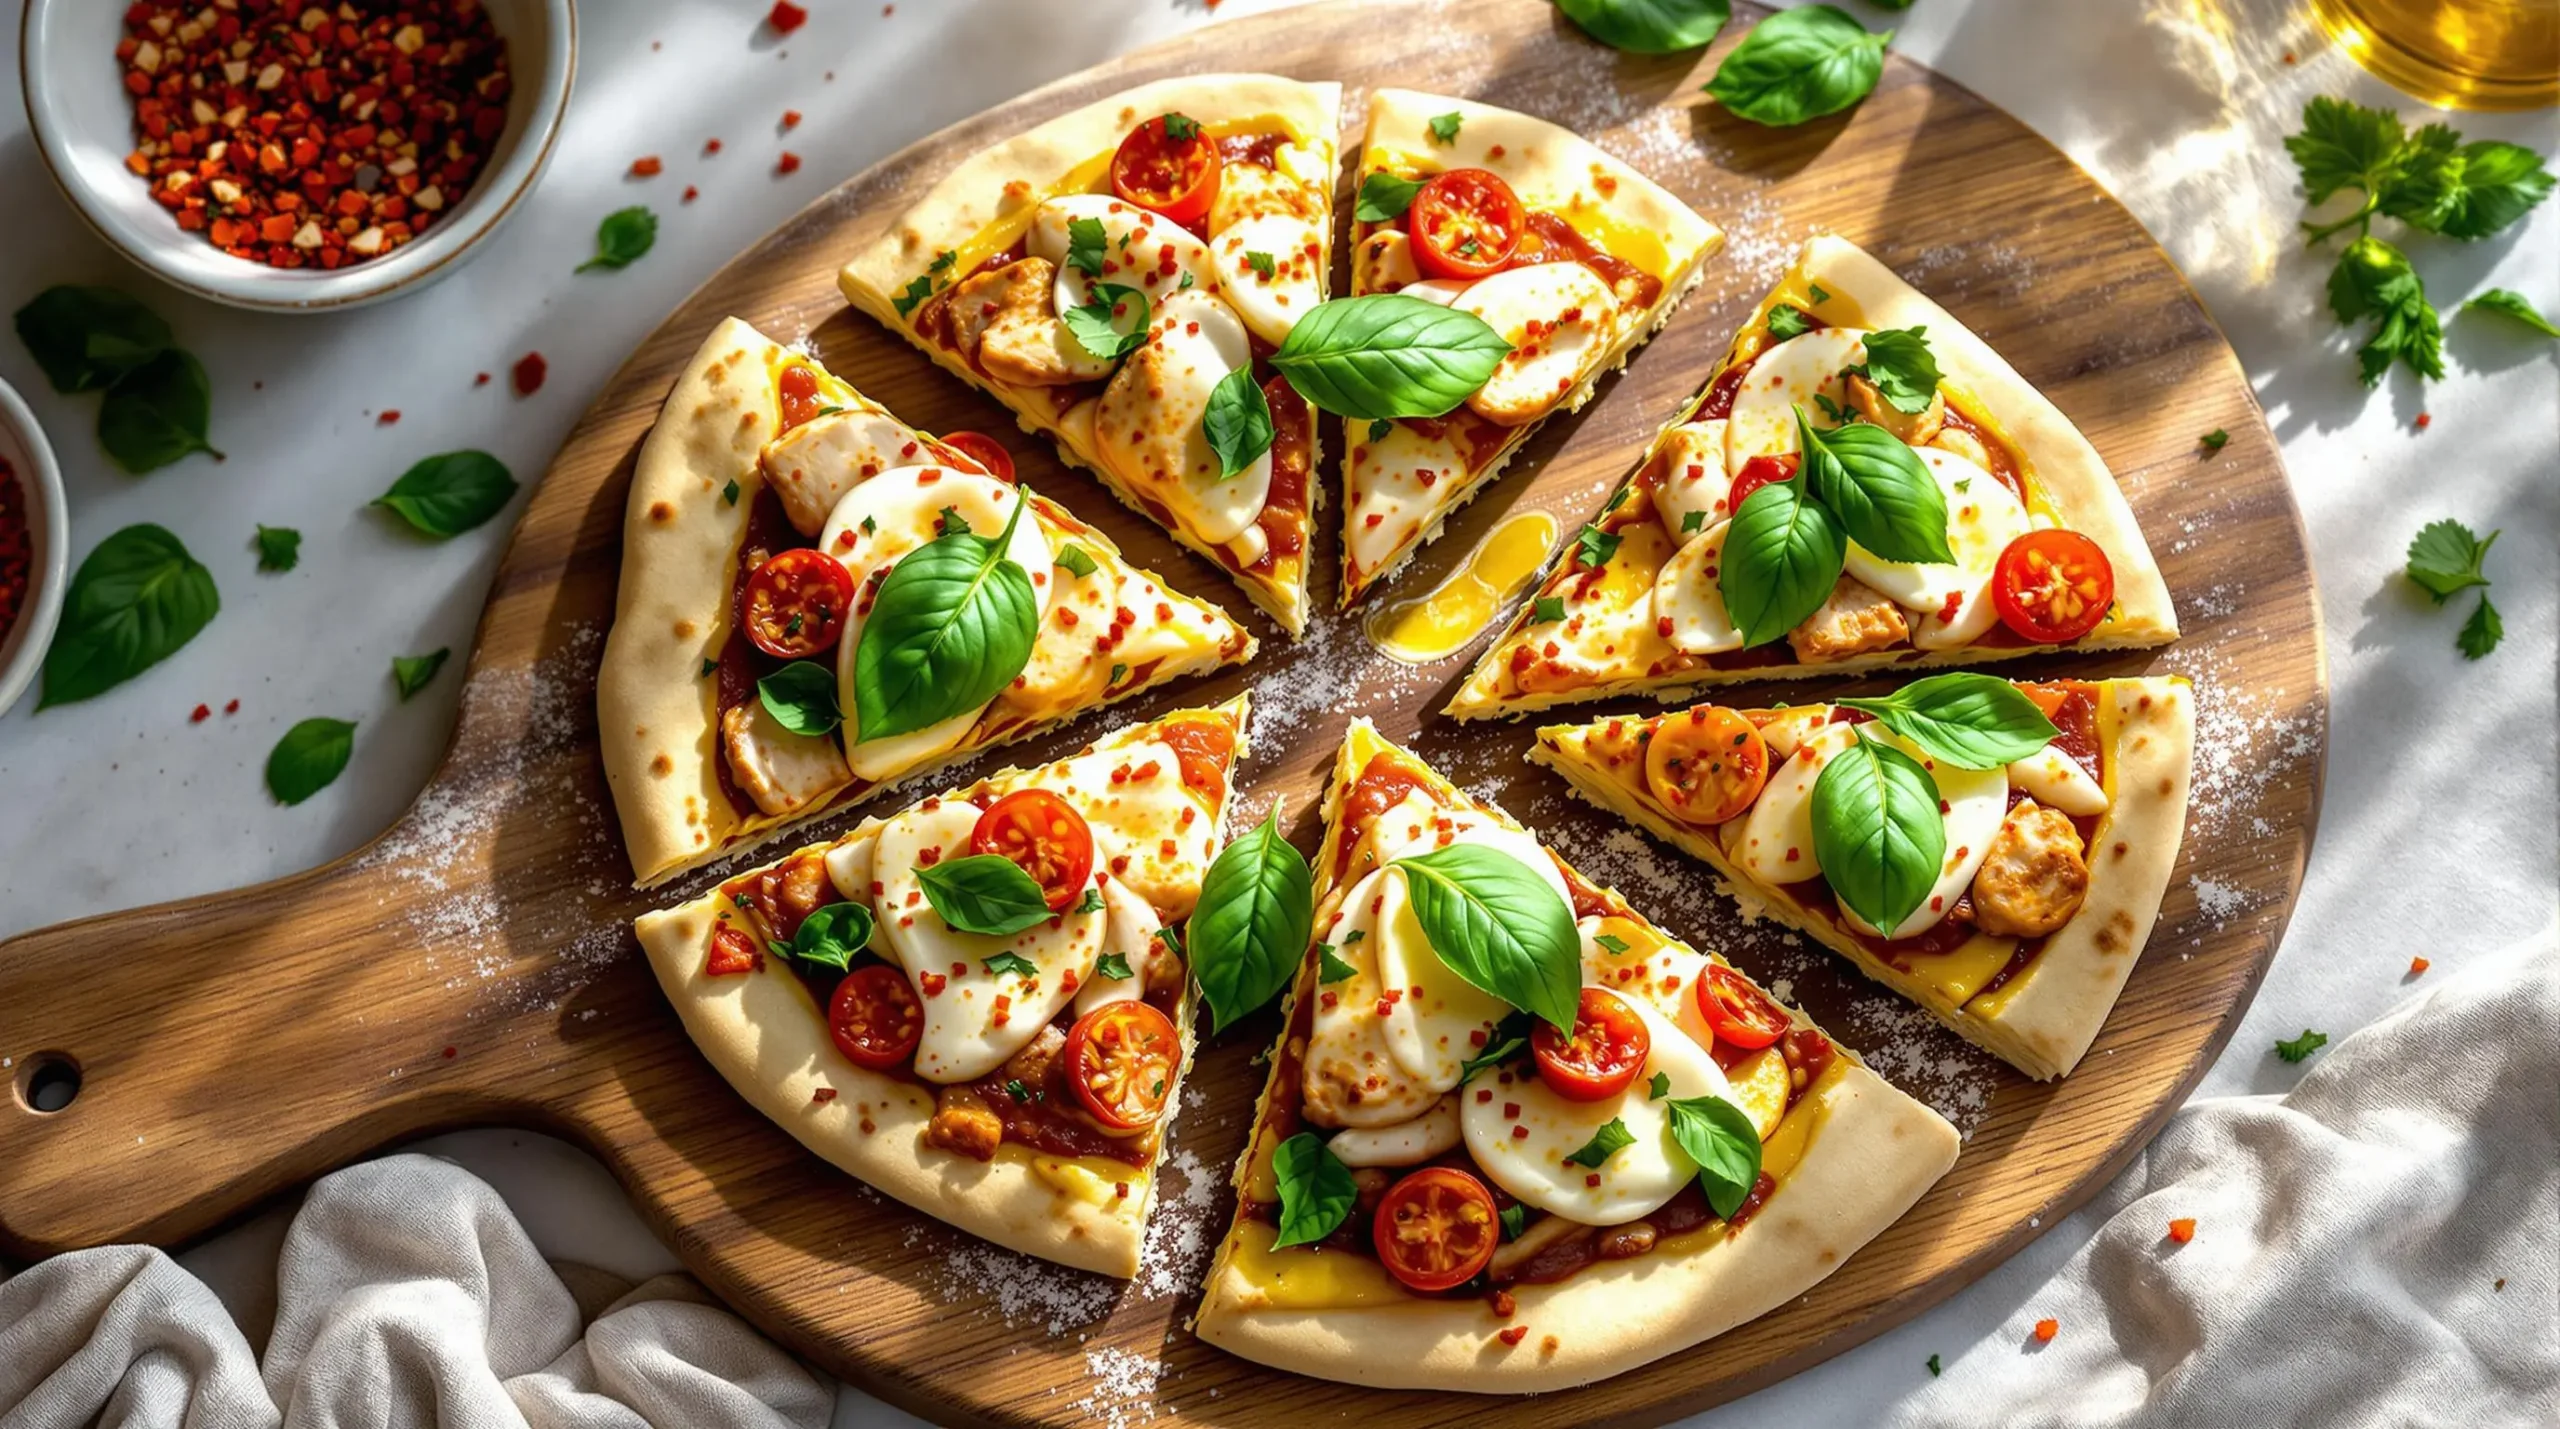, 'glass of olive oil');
2310,0,2560,110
